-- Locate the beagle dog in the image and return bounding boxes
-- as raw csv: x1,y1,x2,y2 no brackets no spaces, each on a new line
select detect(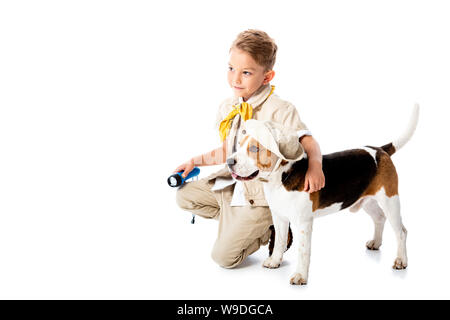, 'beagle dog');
227,105,419,285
